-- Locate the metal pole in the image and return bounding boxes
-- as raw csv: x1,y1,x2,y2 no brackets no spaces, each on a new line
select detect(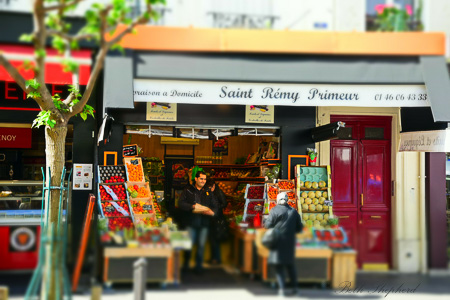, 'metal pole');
133,258,147,300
